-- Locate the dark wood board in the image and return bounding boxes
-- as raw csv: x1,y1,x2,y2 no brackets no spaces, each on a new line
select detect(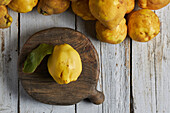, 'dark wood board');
18,27,105,105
